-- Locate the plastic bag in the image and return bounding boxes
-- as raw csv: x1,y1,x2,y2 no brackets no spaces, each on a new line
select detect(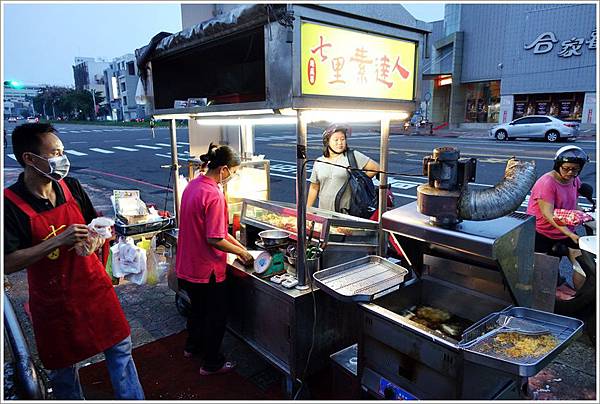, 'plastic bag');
144,237,159,286
75,217,115,256
111,237,147,285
